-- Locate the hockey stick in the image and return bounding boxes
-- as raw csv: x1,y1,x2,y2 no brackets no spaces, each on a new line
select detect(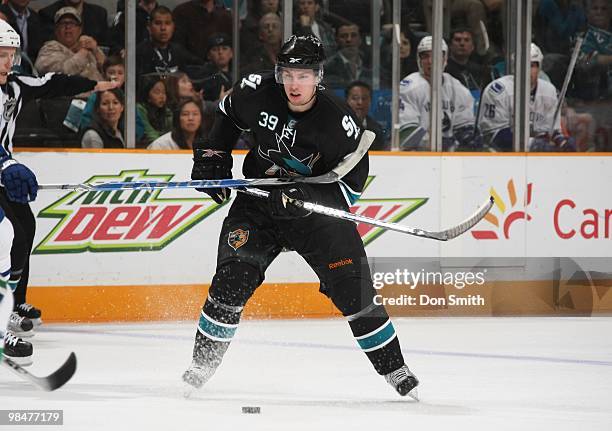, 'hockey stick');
1,352,77,391
550,36,583,135
38,131,376,192
242,188,494,241
479,20,490,54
